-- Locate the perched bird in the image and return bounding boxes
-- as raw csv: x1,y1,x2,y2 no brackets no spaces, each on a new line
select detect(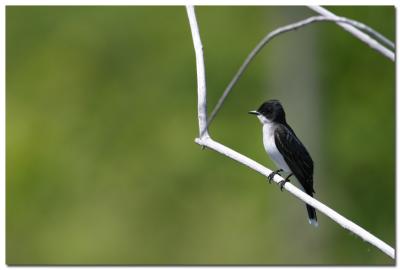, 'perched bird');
249,99,318,226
